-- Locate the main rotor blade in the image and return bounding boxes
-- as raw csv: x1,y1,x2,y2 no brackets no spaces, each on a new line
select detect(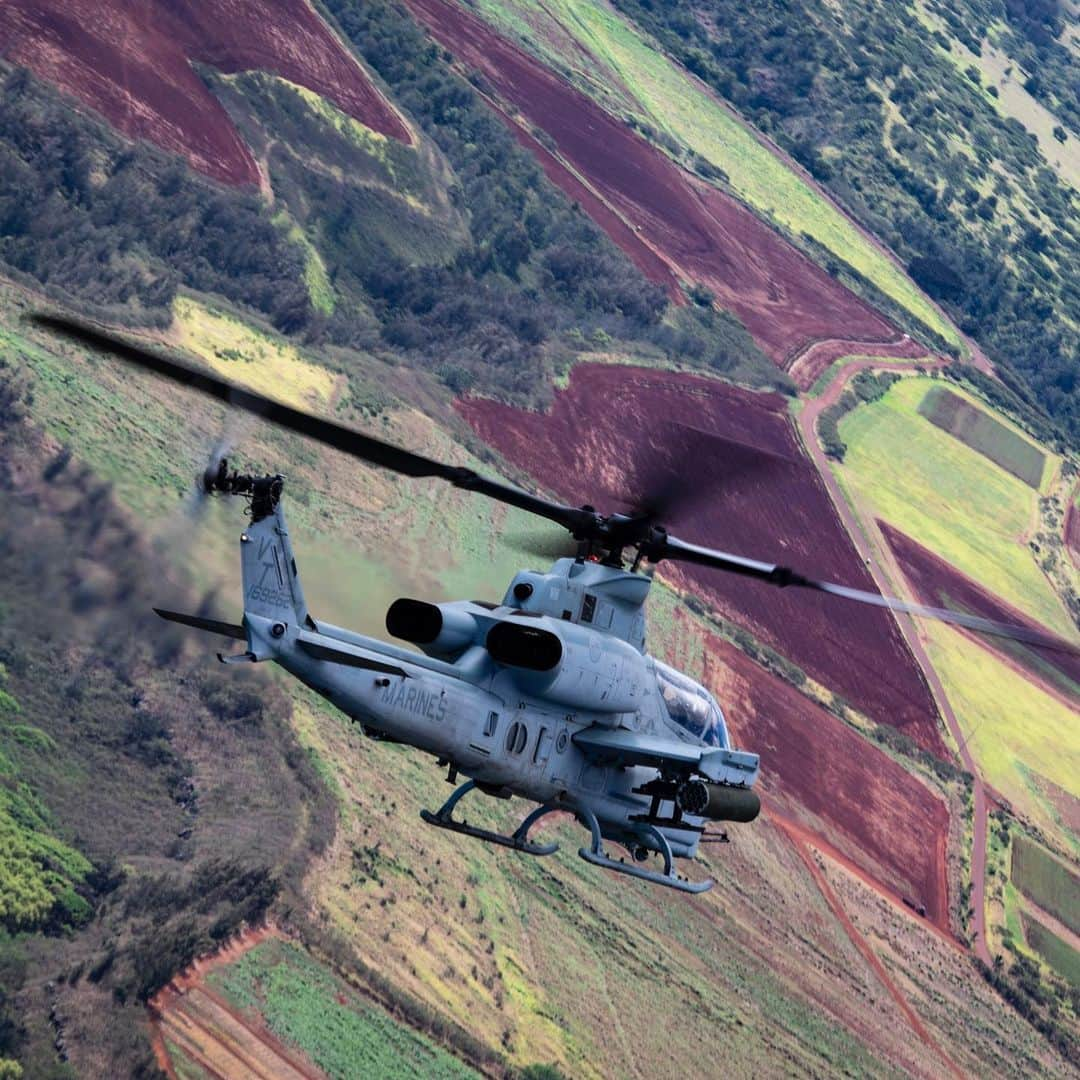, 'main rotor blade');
658,535,1079,653
30,314,594,534
616,424,794,525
